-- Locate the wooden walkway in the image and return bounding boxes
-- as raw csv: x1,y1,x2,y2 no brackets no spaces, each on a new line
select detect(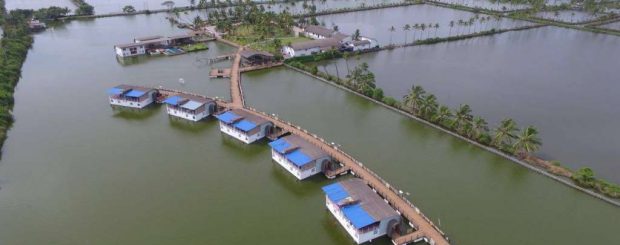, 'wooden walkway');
240,62,284,72
209,68,231,78
151,44,451,245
